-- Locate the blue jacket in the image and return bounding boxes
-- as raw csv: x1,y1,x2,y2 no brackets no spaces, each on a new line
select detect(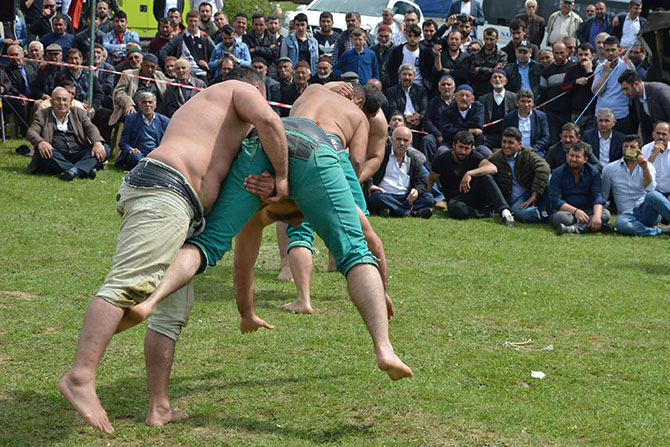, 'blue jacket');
502,109,550,158
333,48,379,85
280,32,318,73
102,29,141,63
577,14,614,46
117,112,170,167
440,100,486,146
209,40,251,78
581,128,625,163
